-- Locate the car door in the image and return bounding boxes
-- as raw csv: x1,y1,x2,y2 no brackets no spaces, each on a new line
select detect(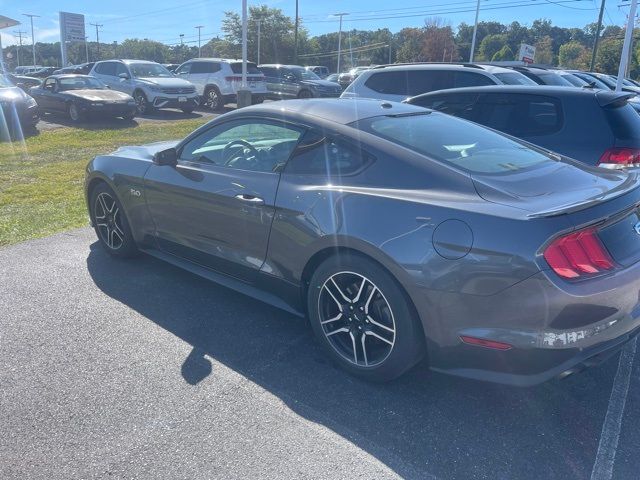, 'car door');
281,69,300,98
34,78,59,111
186,61,220,96
114,62,135,95
261,67,282,98
93,61,118,89
143,118,305,281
